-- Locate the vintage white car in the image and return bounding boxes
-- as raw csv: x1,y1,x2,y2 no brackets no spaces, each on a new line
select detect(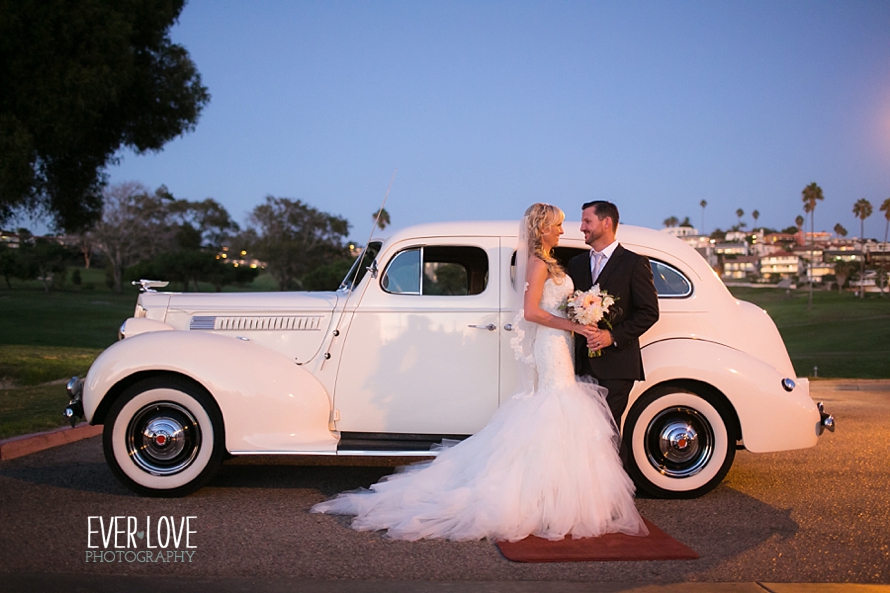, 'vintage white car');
65,221,833,498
